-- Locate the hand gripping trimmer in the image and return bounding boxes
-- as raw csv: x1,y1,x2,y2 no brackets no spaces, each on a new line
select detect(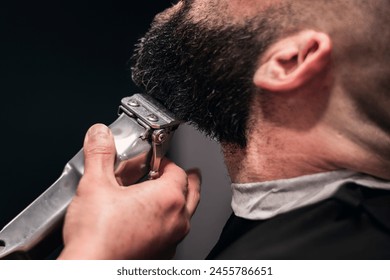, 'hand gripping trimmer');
0,94,180,259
